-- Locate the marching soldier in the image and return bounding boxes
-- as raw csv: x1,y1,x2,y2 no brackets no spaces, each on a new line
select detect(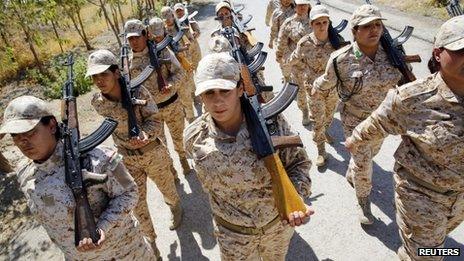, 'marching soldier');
276,0,312,125
87,50,184,259
312,5,402,225
0,96,154,260
269,0,295,50
346,16,464,261
266,0,281,26
184,52,313,261
124,19,192,176
173,3,202,69
148,17,196,123
287,4,339,166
